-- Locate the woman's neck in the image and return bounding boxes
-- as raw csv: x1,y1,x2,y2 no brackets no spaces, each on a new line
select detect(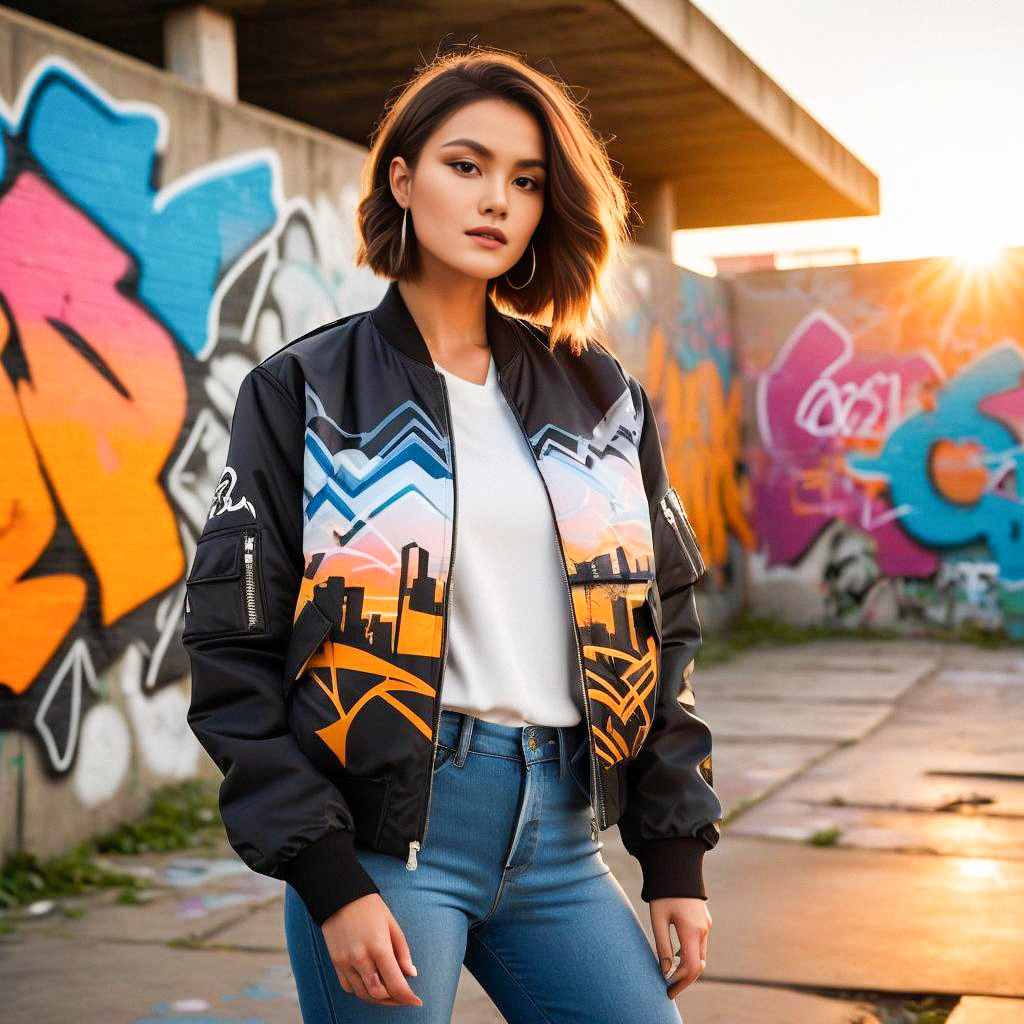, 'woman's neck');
397,276,491,362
